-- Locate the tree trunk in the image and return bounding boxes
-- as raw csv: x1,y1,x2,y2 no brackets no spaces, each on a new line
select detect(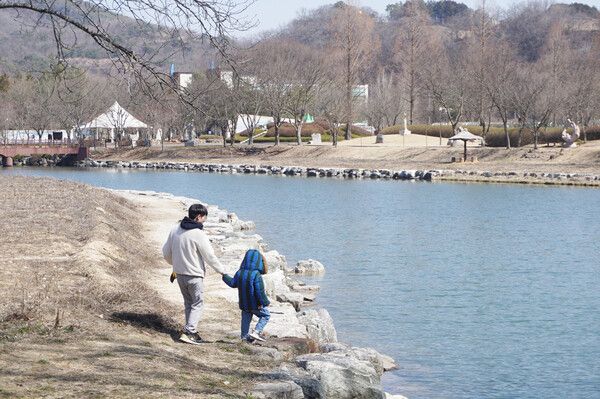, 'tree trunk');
451,121,459,134
296,122,303,145
480,119,486,143
331,122,338,147
409,82,414,125
275,123,280,146
248,126,254,145
503,120,511,149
